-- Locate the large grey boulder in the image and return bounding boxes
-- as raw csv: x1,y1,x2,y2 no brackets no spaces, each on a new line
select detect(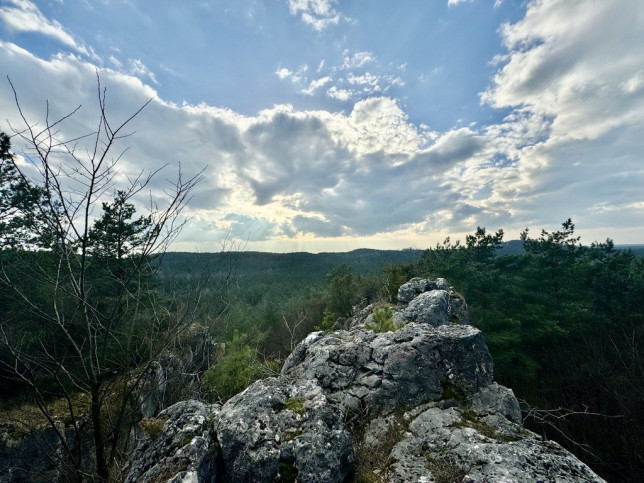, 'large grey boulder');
216,378,353,482
124,400,220,483
385,403,604,482
281,323,493,413
400,289,450,326
397,277,449,304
